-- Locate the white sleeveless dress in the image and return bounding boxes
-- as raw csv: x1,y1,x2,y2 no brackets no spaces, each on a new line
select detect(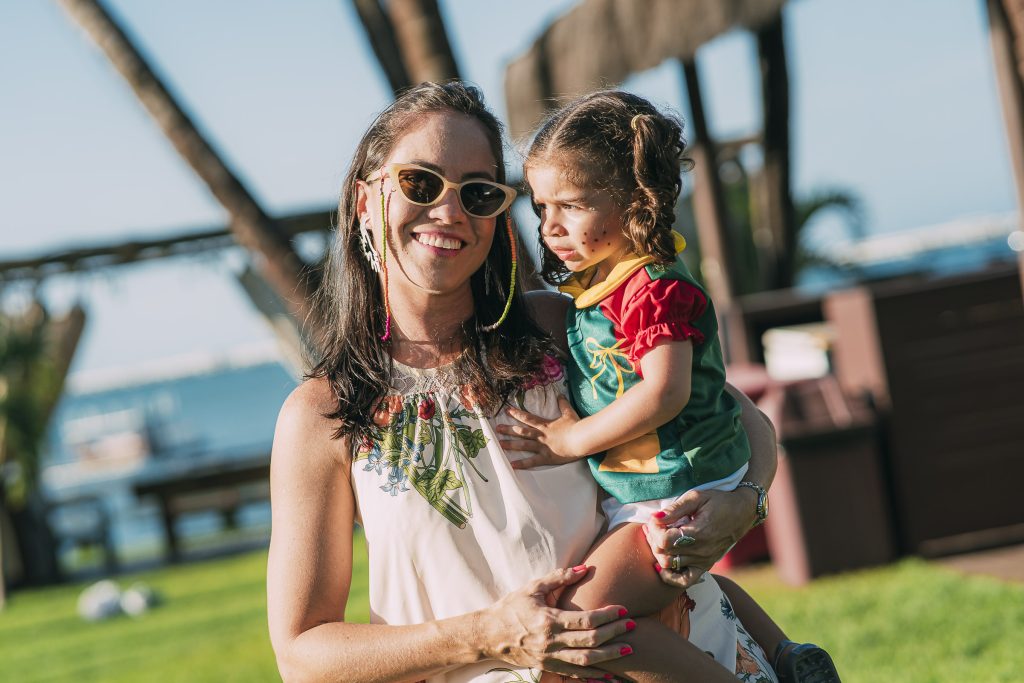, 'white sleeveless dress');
350,356,777,683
